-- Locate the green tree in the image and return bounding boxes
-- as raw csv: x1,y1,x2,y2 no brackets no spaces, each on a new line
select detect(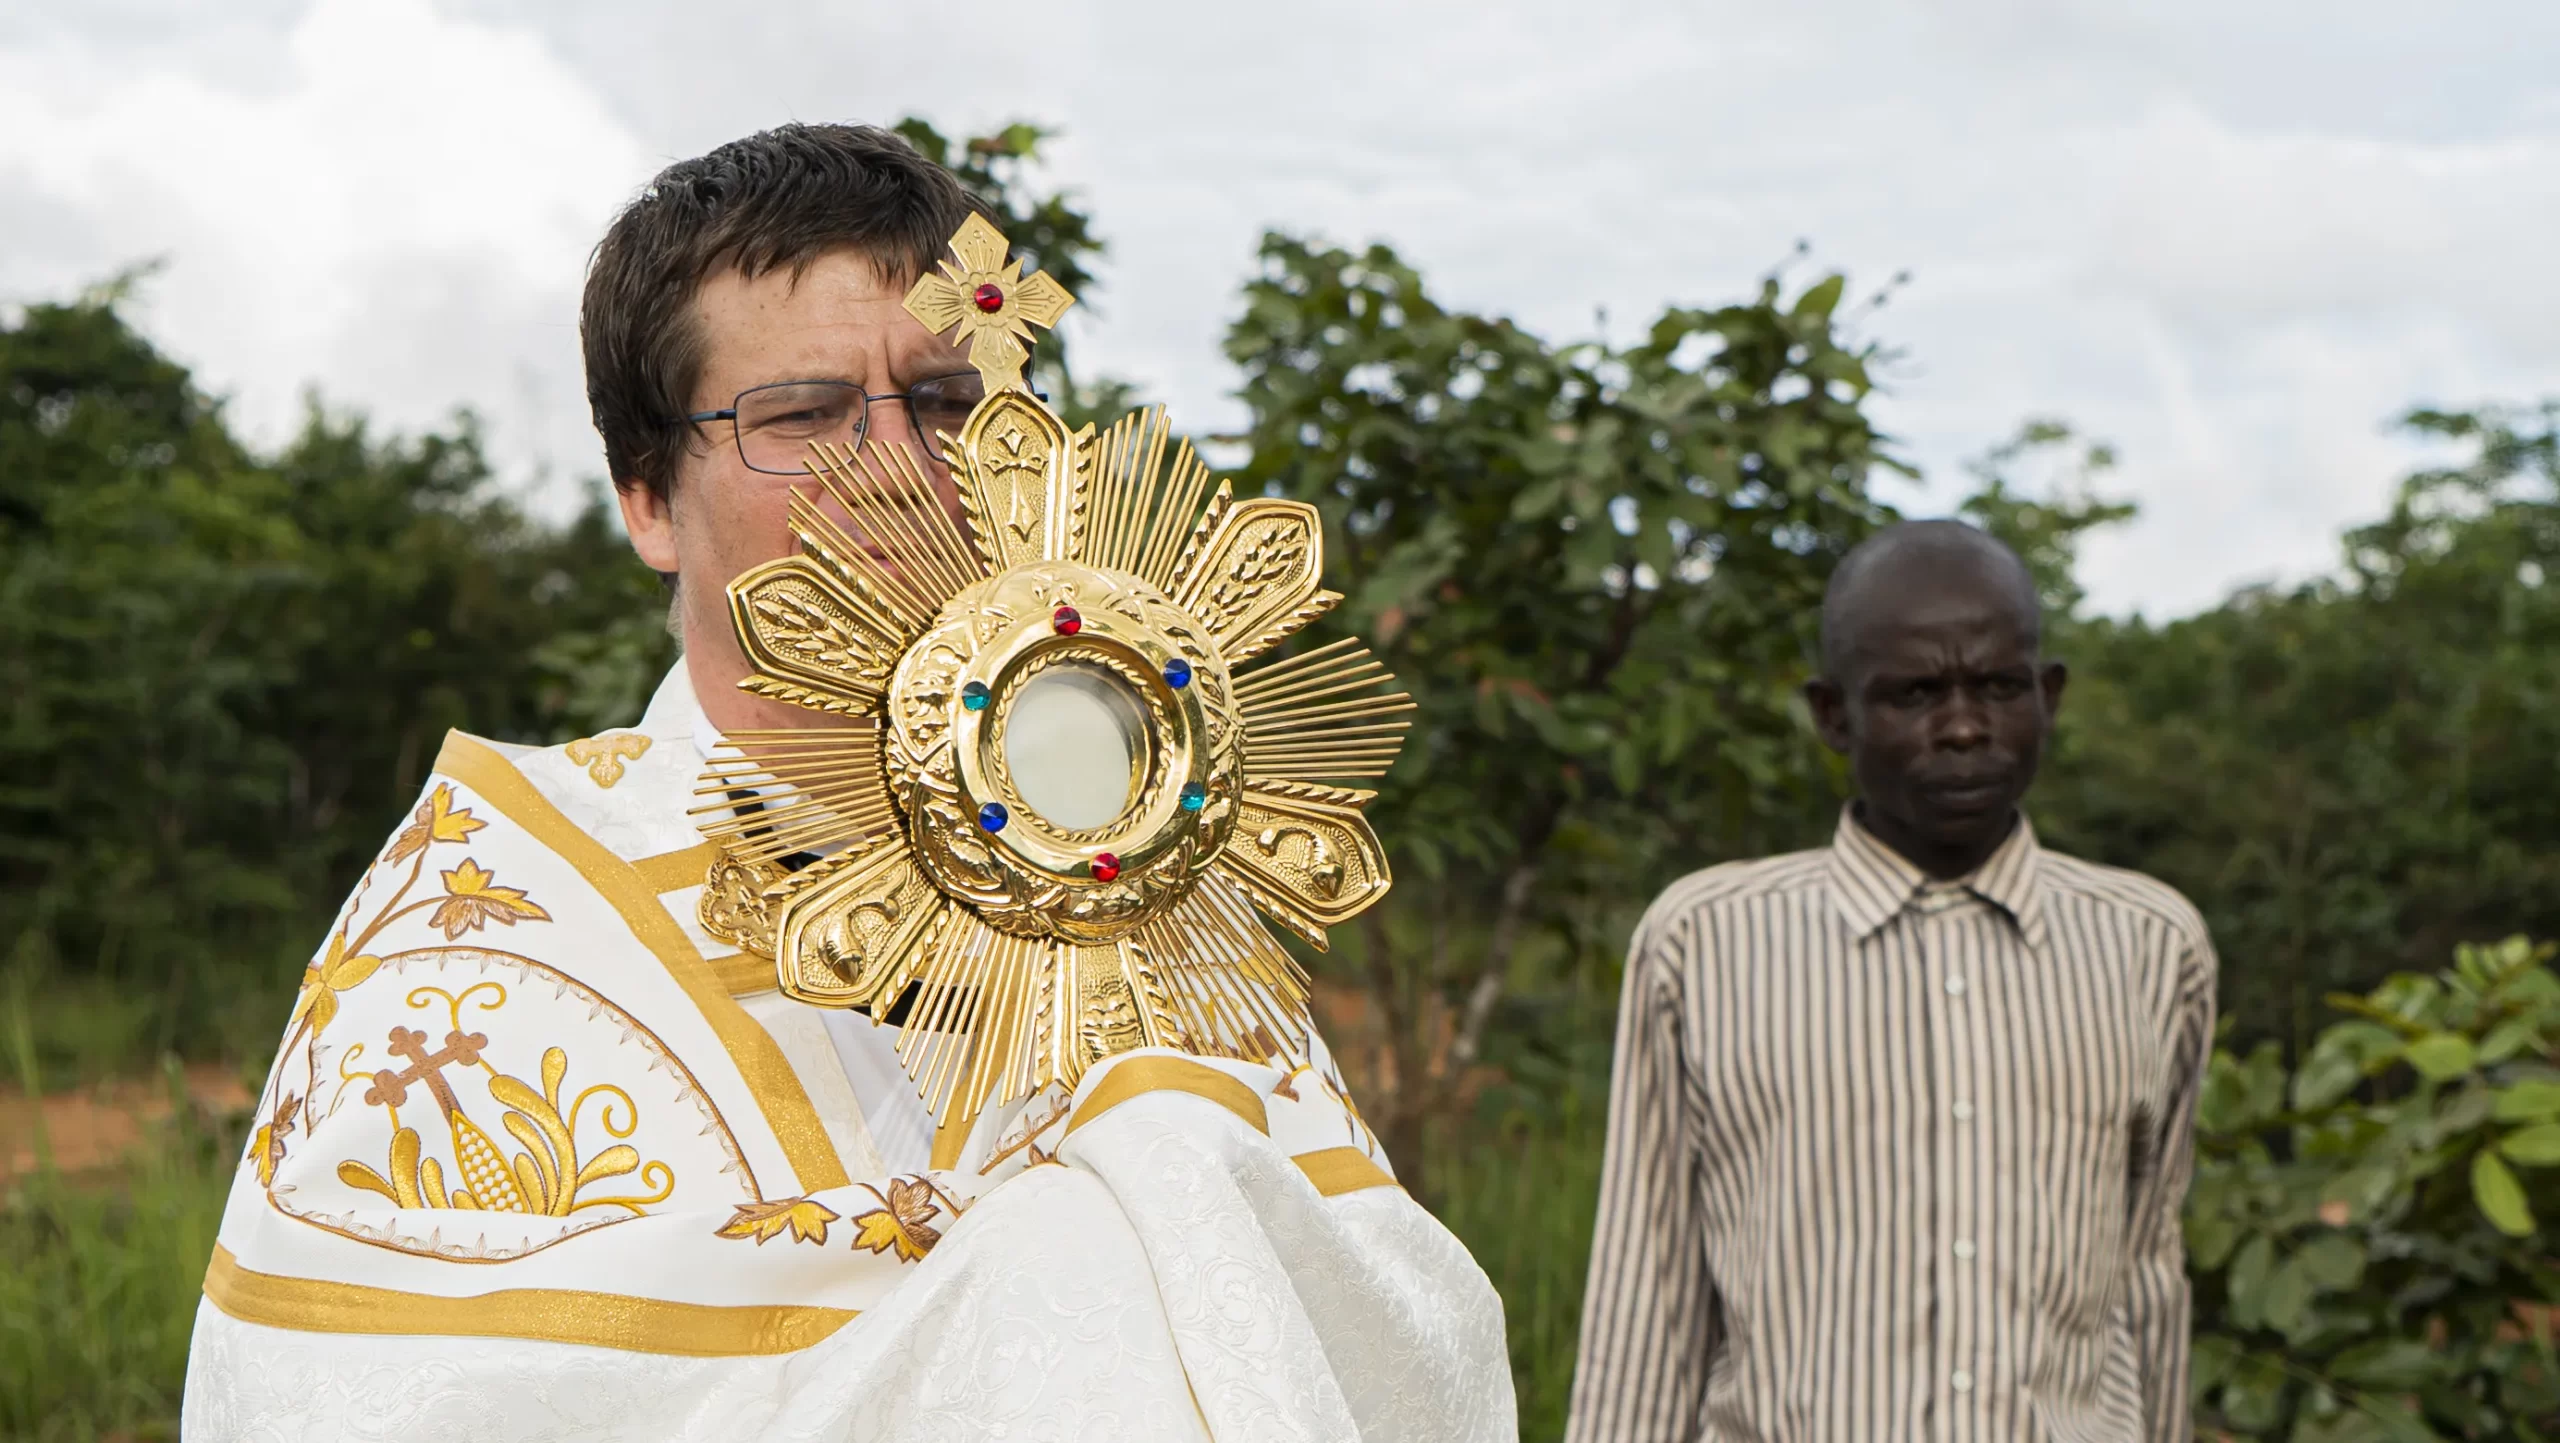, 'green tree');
2187,935,2560,1439
1225,237,1902,1197
0,290,670,1074
2035,404,2560,1054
